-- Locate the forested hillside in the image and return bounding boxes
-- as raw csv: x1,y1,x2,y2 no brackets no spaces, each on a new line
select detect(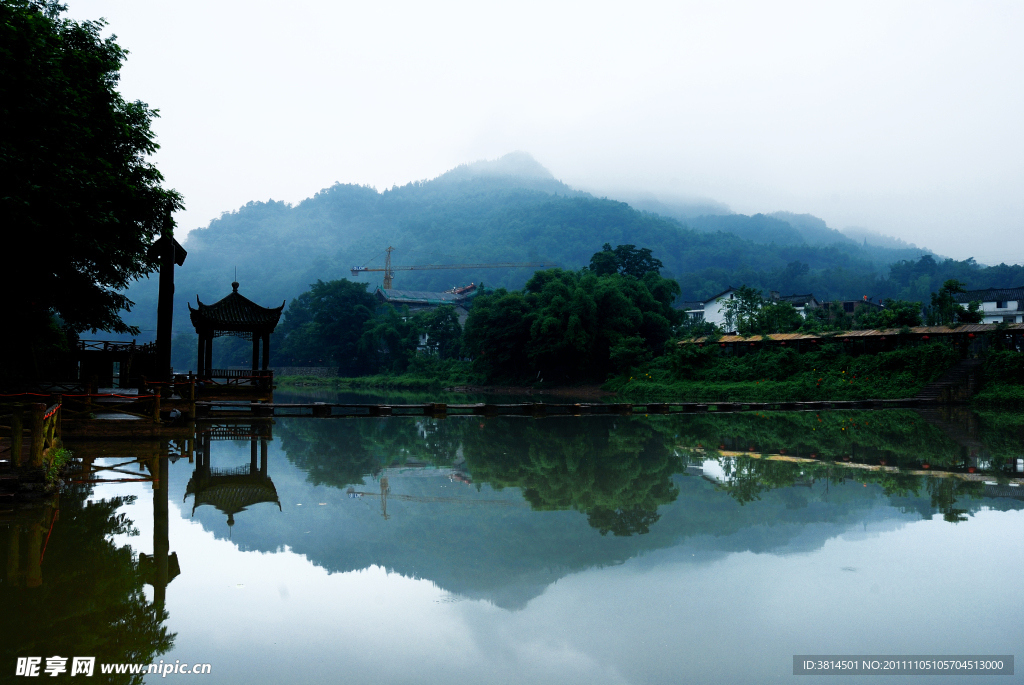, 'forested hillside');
122,153,1024,346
